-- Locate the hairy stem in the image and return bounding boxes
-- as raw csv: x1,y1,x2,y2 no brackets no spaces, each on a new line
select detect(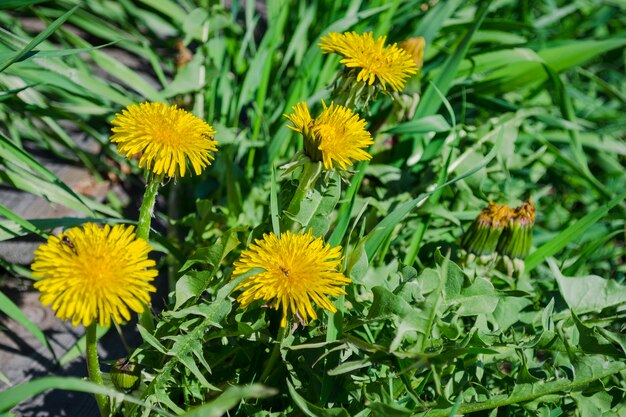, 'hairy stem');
136,176,160,333
86,323,109,417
